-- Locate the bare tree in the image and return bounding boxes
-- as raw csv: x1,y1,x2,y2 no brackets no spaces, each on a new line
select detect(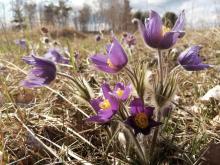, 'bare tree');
96,0,132,32
95,0,109,30
11,0,25,30
54,0,72,27
24,2,37,29
72,9,79,31
122,0,132,31
78,4,91,32
38,3,44,26
105,0,123,31
43,3,56,26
